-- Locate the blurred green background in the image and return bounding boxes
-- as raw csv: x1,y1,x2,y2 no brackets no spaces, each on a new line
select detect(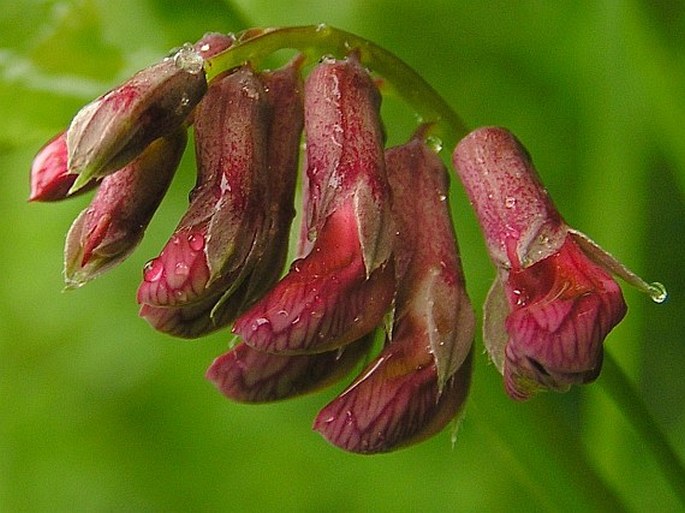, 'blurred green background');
1,1,684,512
